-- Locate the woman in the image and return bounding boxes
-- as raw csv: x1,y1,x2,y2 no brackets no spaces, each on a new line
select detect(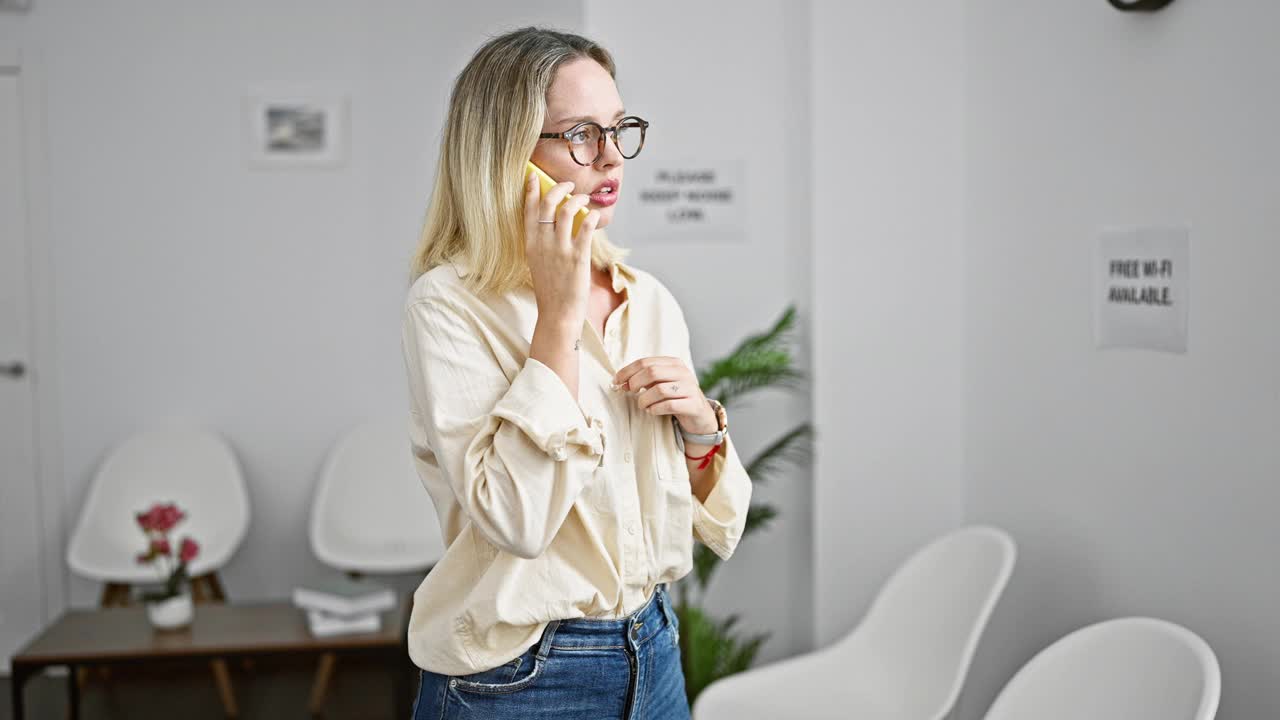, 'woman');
401,26,753,719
